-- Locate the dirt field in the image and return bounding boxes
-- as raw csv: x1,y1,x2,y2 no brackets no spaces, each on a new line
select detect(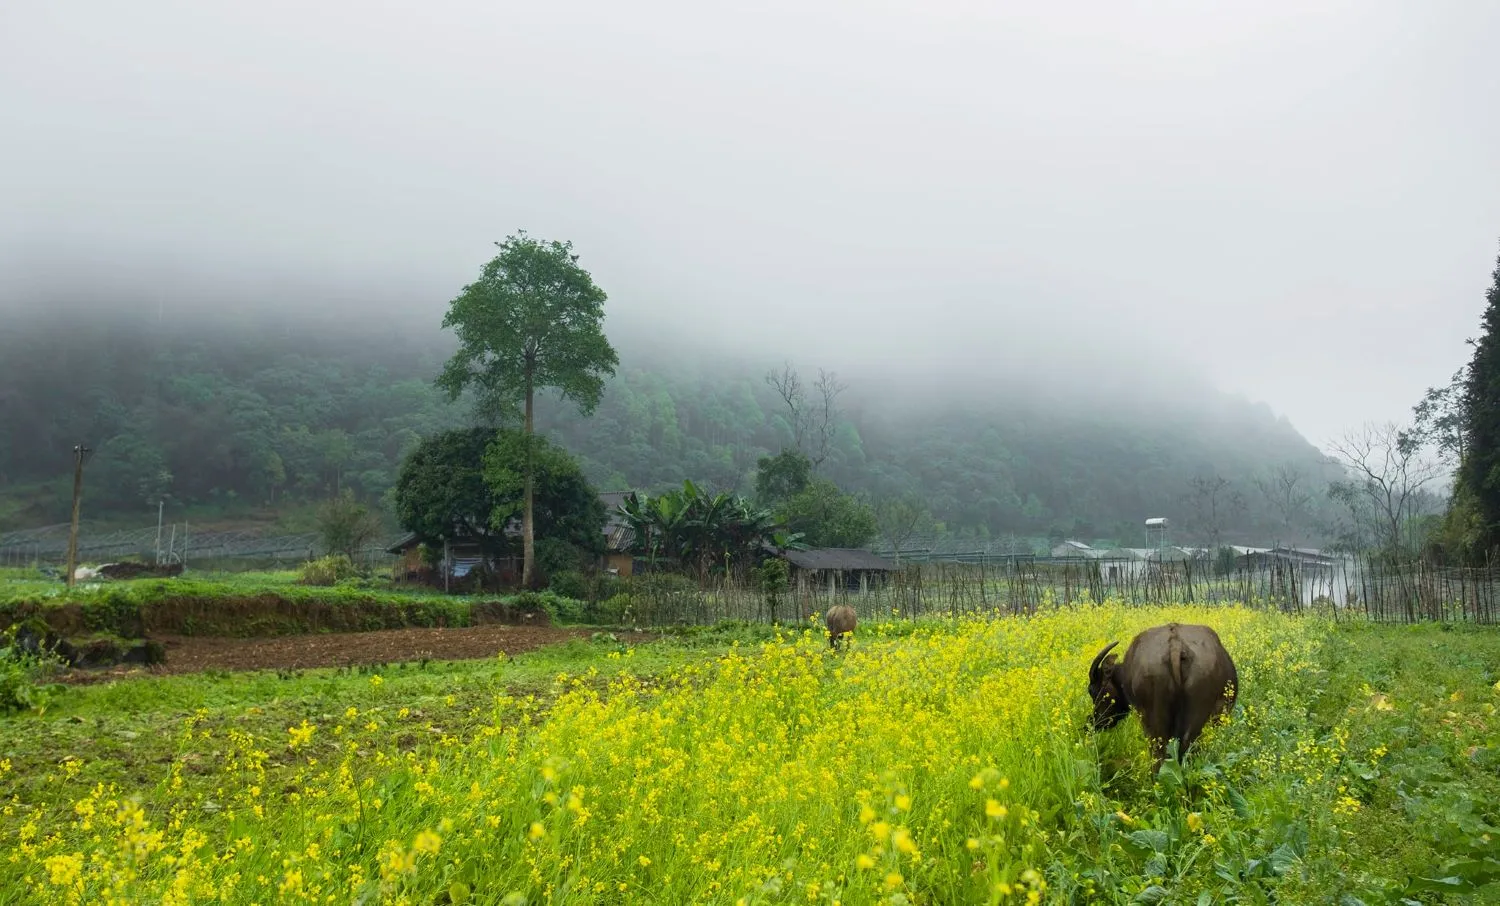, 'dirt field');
59,625,658,683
